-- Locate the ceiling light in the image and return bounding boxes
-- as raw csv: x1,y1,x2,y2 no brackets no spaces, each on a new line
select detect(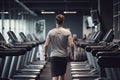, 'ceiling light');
0,12,8,14
41,11,55,14
64,11,77,14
